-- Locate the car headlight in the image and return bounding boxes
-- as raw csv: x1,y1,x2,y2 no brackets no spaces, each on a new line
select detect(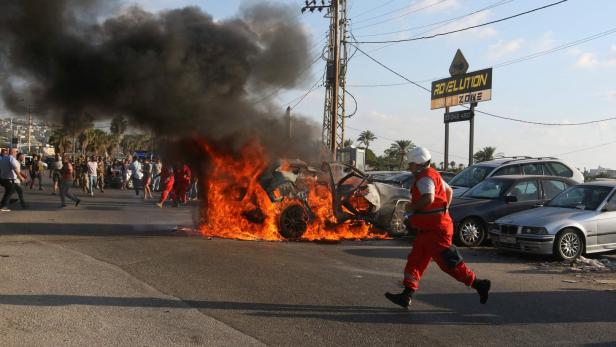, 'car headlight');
521,226,548,235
